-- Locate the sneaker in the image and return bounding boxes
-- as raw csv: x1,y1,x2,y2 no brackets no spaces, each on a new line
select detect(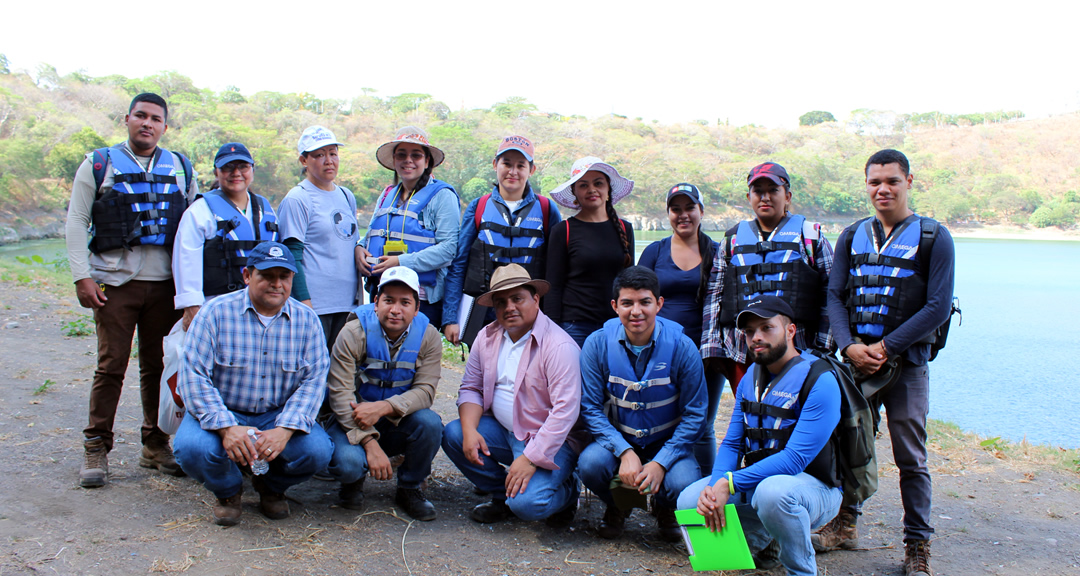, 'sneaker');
654,506,682,543
812,506,859,552
469,498,511,524
339,477,365,510
754,539,781,570
213,488,243,526
596,505,626,539
139,441,186,477
396,487,436,522
904,539,933,576
544,498,577,529
252,476,290,520
79,437,109,488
